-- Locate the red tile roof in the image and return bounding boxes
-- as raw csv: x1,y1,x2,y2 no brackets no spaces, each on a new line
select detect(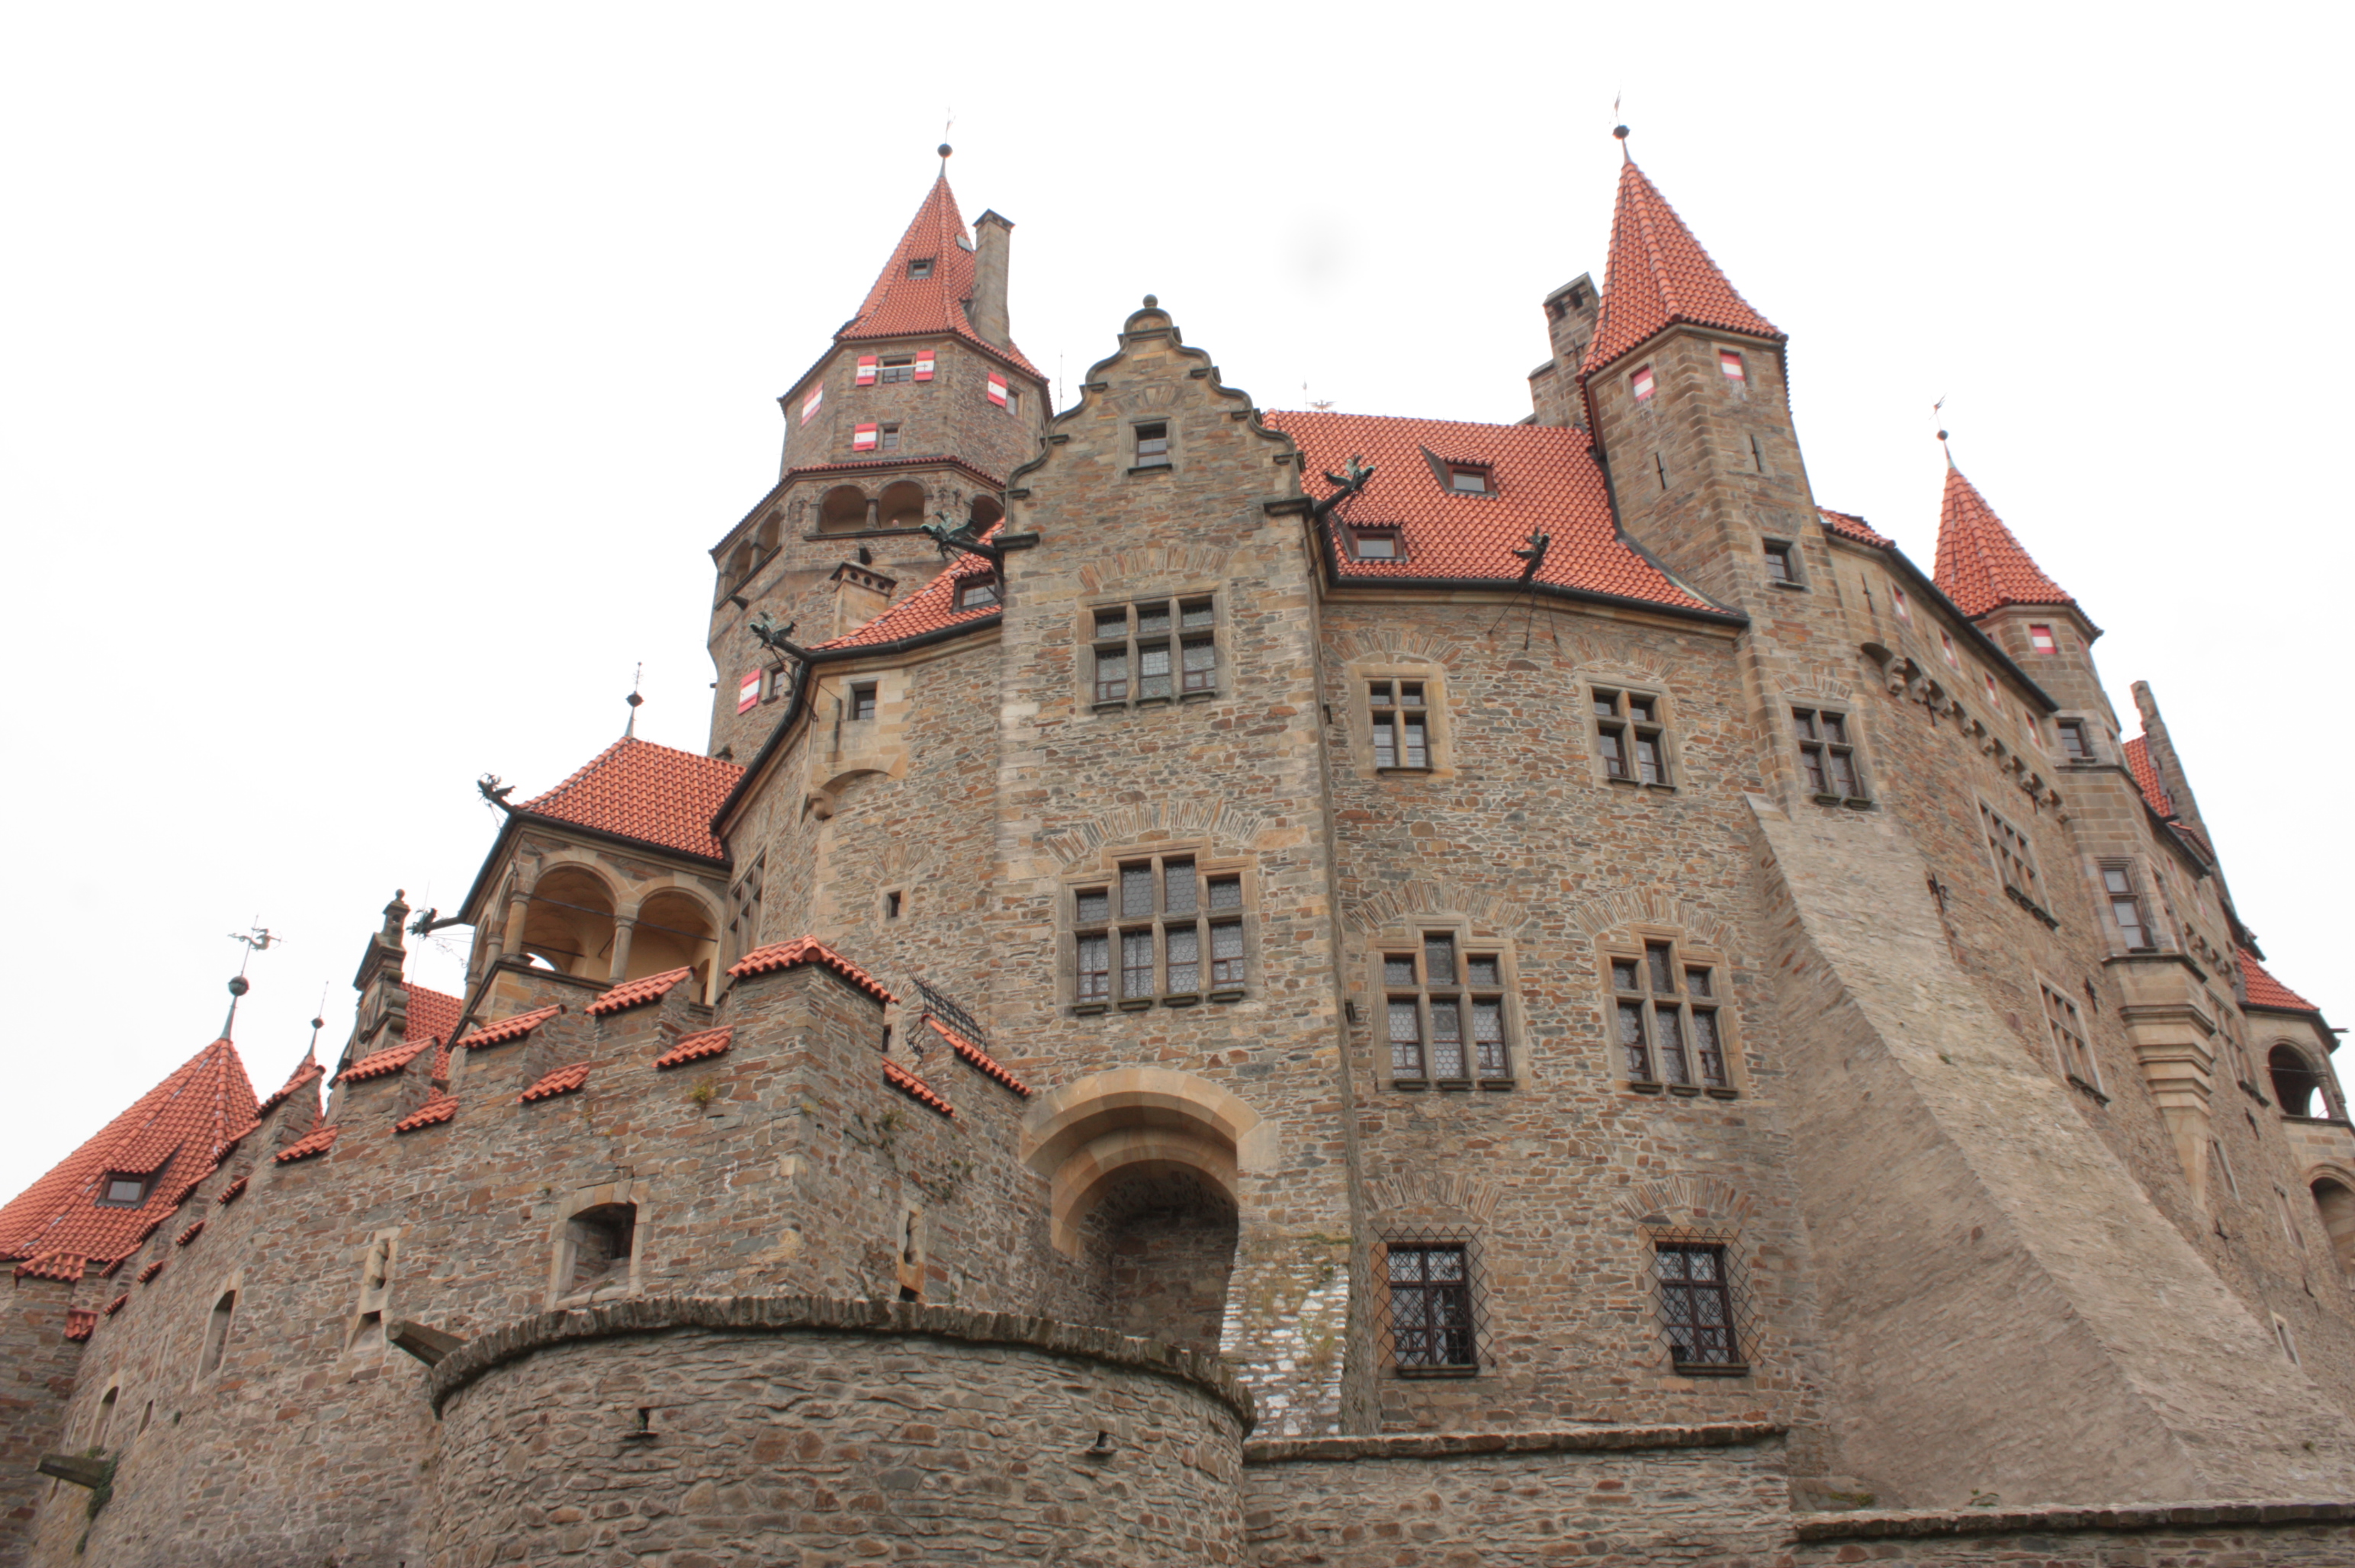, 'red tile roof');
1933,464,2073,619
1818,507,1894,548
519,1062,592,1104
2241,949,2321,1014
2123,736,2173,818
1581,159,1783,380
340,1039,432,1084
13,1252,85,1284
654,1026,734,1069
457,1003,564,1051
393,1096,458,1133
175,1220,204,1248
927,1015,1029,1097
216,1175,249,1206
809,525,1005,651
590,966,695,1017
137,1259,164,1284
408,984,464,1051
883,1056,955,1118
516,738,742,863
729,937,897,1003
65,1309,95,1342
837,174,1043,380
273,1123,340,1165
103,1293,127,1317
1264,412,1718,613
0,1037,259,1267
255,1052,323,1120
